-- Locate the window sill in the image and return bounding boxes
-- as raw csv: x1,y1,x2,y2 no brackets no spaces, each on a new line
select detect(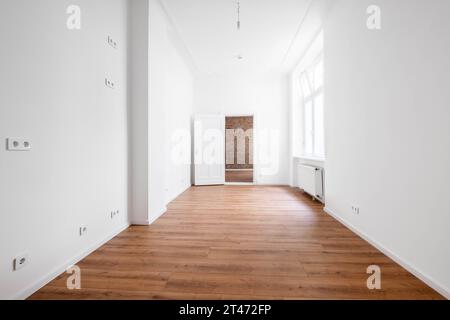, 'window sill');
294,155,325,162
